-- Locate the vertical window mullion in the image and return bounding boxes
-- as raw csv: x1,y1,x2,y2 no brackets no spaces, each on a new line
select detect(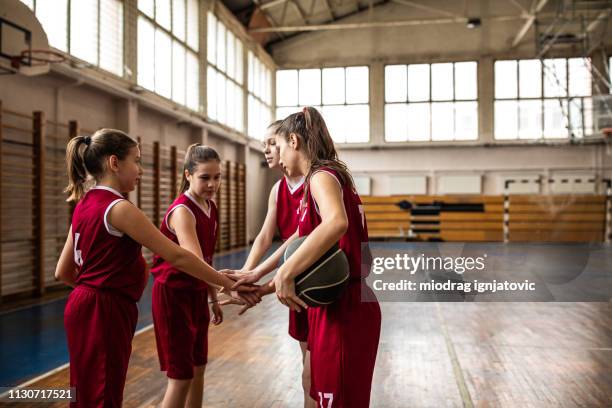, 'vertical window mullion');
97,0,101,66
